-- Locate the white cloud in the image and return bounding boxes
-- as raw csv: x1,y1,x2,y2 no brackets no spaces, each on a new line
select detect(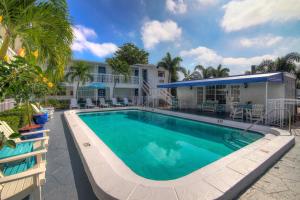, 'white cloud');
72,25,118,58
221,0,300,32
240,35,283,48
166,0,187,14
141,20,182,49
180,46,223,66
196,0,218,7
180,46,276,74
